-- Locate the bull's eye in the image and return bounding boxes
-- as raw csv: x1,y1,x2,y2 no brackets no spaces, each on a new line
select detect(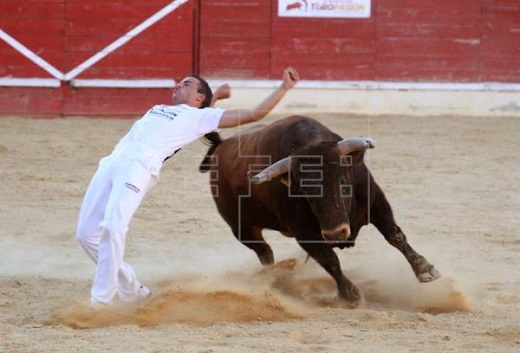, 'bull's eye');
341,183,353,197
340,174,353,197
